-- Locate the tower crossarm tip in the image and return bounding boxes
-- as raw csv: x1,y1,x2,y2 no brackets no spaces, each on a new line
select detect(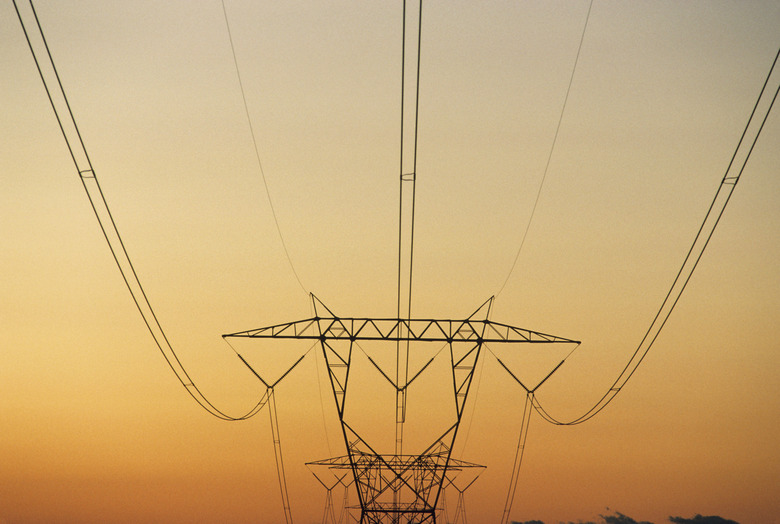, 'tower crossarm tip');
482,320,580,344
223,317,320,339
